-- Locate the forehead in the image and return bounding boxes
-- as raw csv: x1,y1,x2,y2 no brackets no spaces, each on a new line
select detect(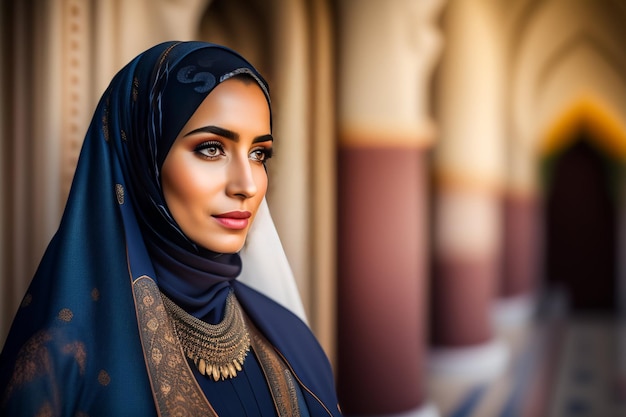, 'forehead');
178,78,271,134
